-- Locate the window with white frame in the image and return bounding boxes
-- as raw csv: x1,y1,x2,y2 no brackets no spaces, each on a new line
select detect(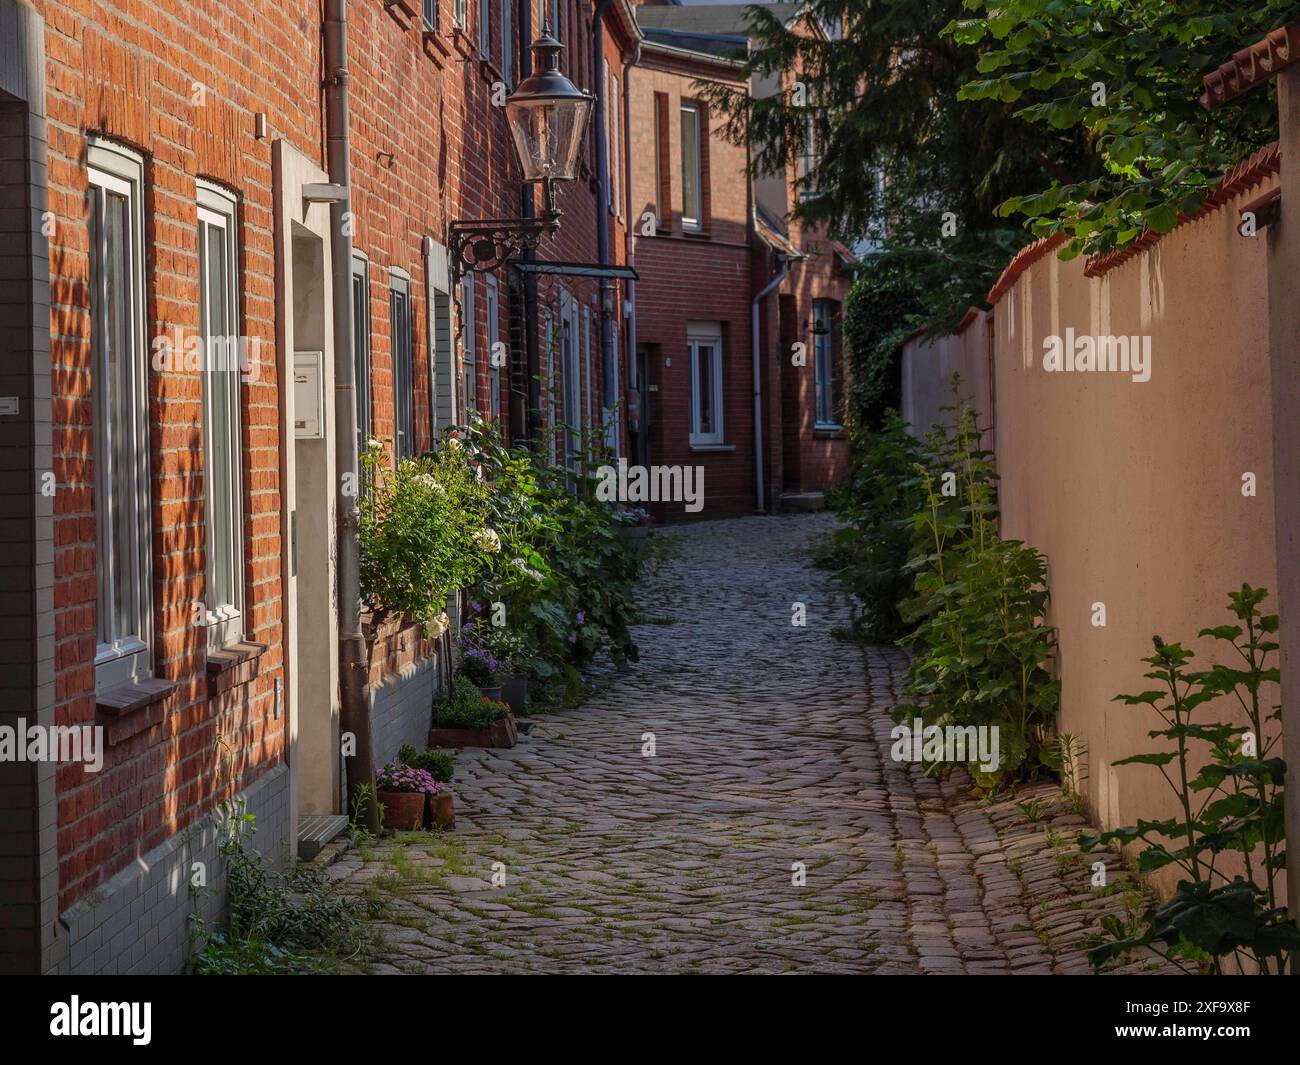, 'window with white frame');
478,0,491,57
485,273,500,421
500,0,513,85
351,254,372,449
560,288,579,467
197,181,244,651
461,276,477,418
544,307,556,462
688,323,723,446
796,109,822,199
680,102,702,230
391,272,415,456
813,299,838,426
423,0,437,32
454,0,467,30
88,140,153,689
432,286,454,430
611,75,622,220
606,318,621,454
582,302,592,430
